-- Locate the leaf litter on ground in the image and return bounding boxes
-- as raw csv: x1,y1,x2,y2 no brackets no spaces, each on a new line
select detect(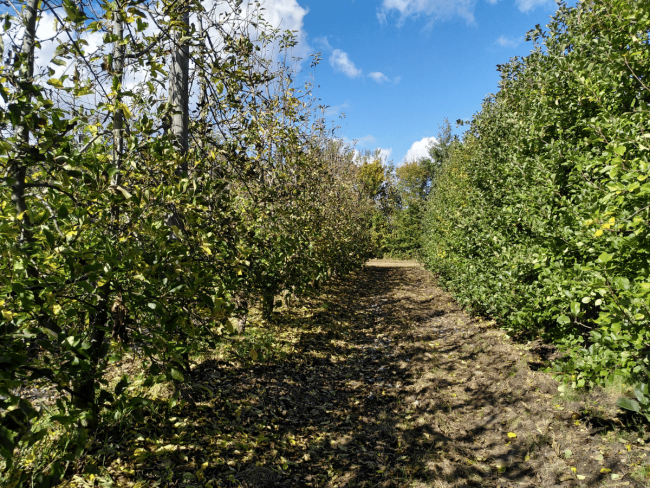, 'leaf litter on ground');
58,260,650,487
